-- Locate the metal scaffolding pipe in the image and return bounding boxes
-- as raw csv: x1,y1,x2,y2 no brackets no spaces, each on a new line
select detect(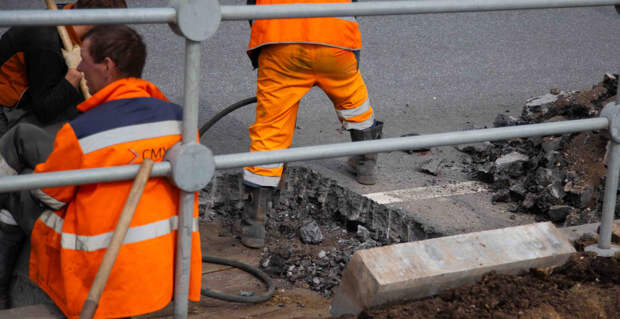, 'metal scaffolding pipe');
0,8,176,27
597,83,620,250
1,0,617,27
220,0,620,20
181,43,201,145
173,39,202,319
0,117,608,192
0,162,170,193
599,141,620,249
214,117,609,169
